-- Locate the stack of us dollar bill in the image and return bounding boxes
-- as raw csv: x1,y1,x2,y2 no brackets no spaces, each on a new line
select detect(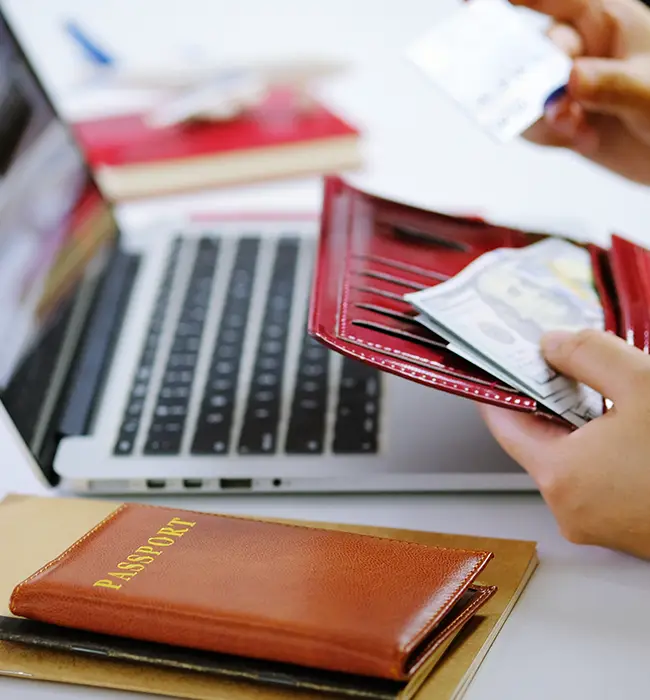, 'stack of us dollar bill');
404,238,605,427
